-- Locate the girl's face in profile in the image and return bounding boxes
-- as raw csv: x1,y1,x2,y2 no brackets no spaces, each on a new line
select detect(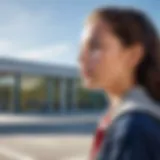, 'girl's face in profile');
79,20,134,91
